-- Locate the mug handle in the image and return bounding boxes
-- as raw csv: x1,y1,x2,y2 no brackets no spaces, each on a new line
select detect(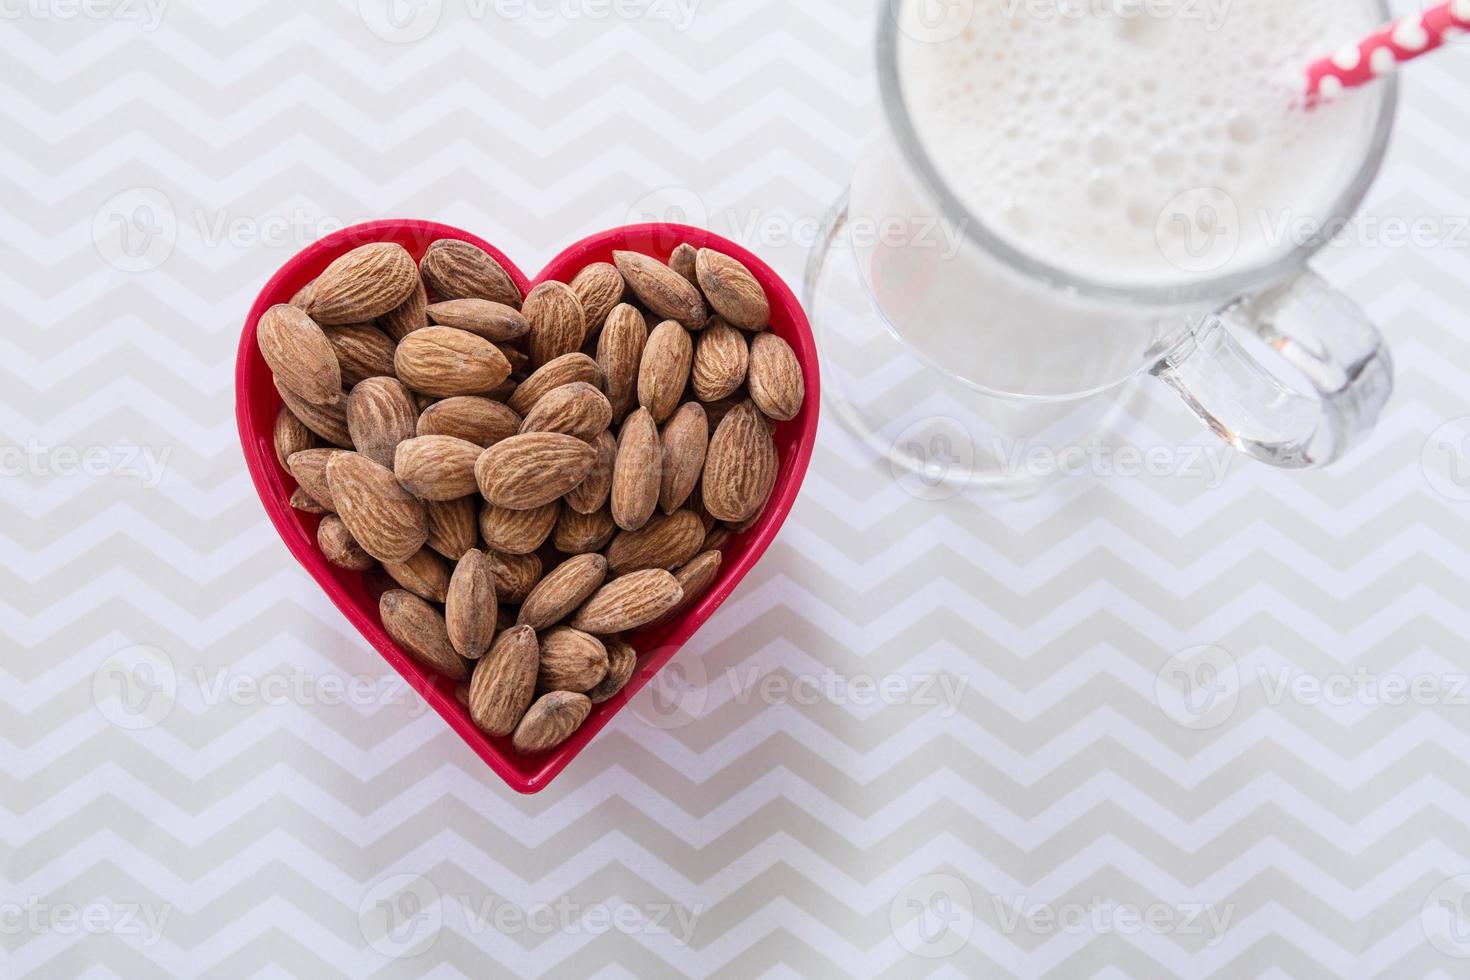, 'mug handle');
1151,271,1394,468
